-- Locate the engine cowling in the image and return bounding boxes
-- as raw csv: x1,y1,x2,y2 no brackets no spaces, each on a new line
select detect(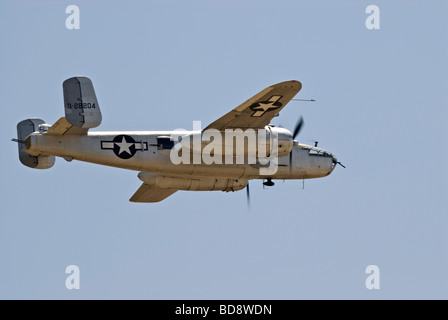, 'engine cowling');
271,126,294,157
